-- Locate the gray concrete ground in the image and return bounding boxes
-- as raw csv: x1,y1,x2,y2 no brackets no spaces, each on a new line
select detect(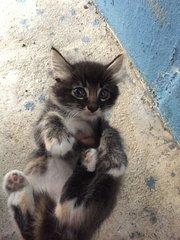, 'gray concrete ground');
0,0,180,239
